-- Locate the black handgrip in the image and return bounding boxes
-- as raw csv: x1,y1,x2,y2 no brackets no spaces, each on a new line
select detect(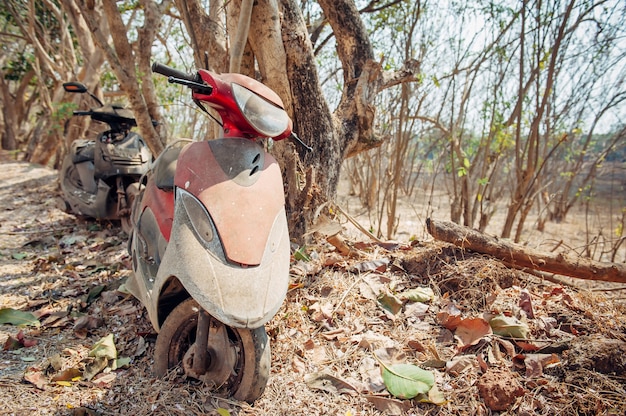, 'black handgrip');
151,62,196,82
73,110,92,116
